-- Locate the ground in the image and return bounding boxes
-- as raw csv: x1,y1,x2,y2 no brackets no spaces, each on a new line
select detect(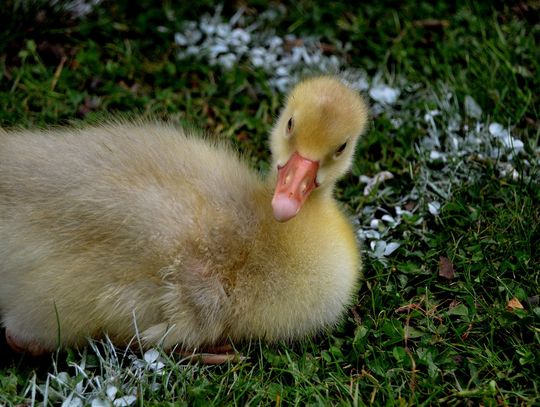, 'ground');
0,1,539,405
